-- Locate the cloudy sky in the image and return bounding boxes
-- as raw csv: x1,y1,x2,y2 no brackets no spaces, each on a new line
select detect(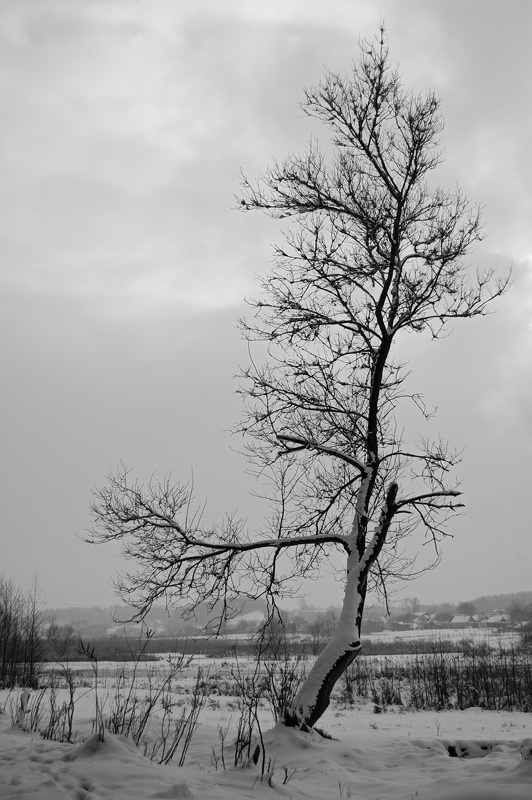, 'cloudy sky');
1,0,531,612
